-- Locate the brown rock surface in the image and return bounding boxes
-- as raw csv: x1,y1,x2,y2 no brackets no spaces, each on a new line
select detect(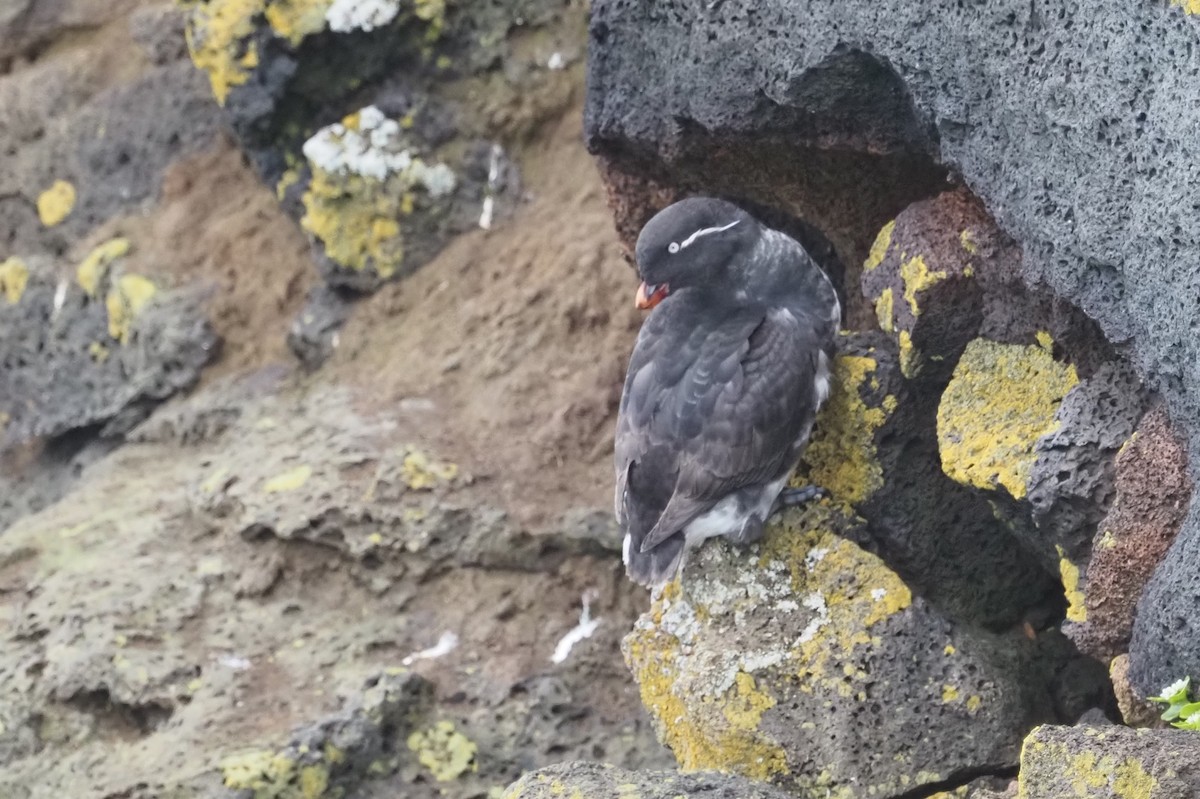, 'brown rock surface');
1069,405,1192,661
